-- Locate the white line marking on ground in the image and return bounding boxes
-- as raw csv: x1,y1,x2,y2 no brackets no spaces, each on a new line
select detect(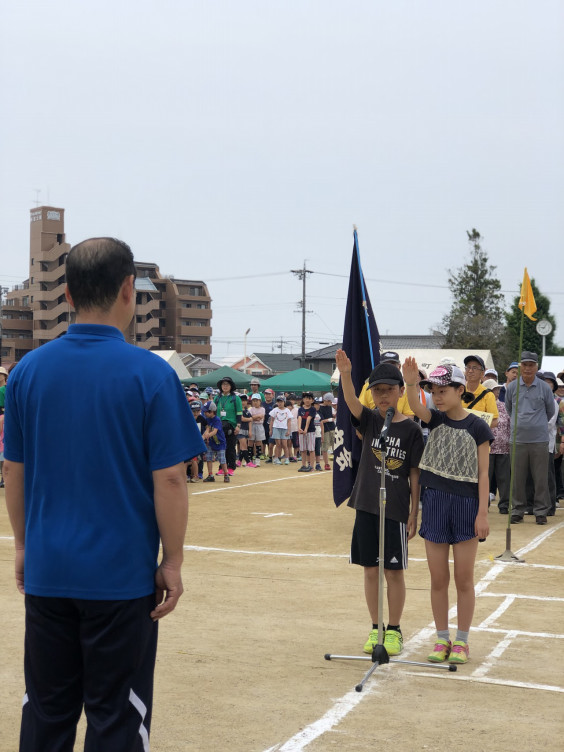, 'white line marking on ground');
262,518,562,751
477,596,515,628
479,592,564,603
251,512,293,518
402,671,564,694
471,630,518,677
513,520,564,557
190,473,324,495
471,626,564,639
184,545,346,558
